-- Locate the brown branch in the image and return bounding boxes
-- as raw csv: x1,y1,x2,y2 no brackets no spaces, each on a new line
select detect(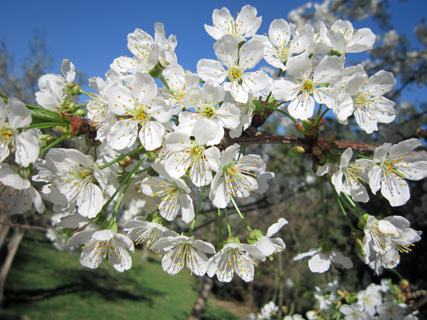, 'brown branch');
224,131,308,149
0,221,49,232
334,141,379,152
27,106,385,153
223,128,380,152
